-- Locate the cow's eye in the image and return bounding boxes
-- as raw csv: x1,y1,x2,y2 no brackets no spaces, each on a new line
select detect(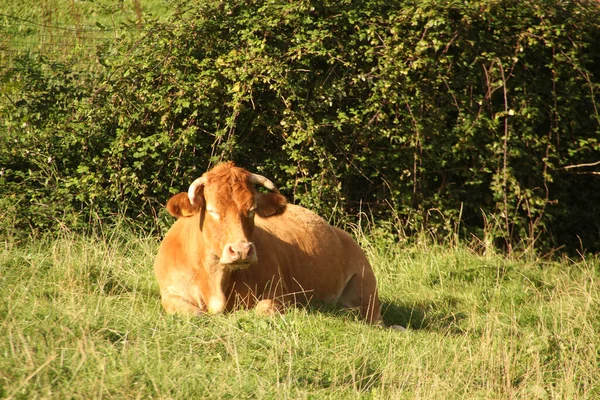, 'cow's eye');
248,207,256,218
